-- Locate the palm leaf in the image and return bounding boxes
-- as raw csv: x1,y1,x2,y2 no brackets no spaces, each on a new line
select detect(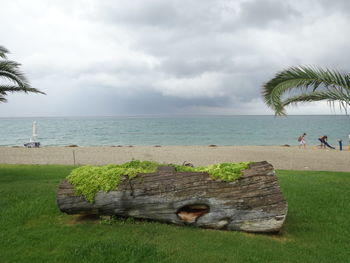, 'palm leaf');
282,89,350,114
0,46,44,103
262,66,350,115
0,85,45,95
283,90,350,105
0,45,9,59
0,61,32,91
0,60,29,86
